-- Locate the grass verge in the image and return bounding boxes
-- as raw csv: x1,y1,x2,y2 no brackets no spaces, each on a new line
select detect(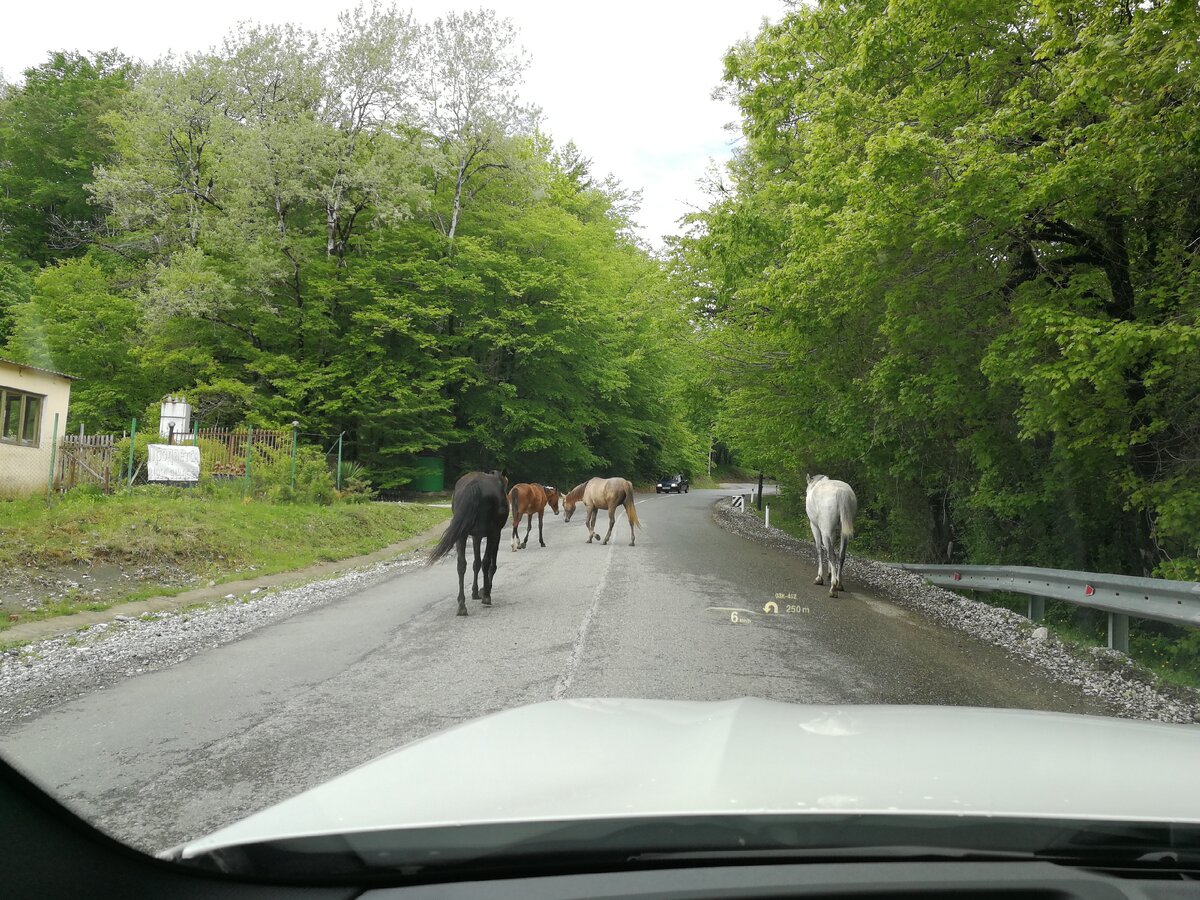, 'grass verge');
0,487,450,632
